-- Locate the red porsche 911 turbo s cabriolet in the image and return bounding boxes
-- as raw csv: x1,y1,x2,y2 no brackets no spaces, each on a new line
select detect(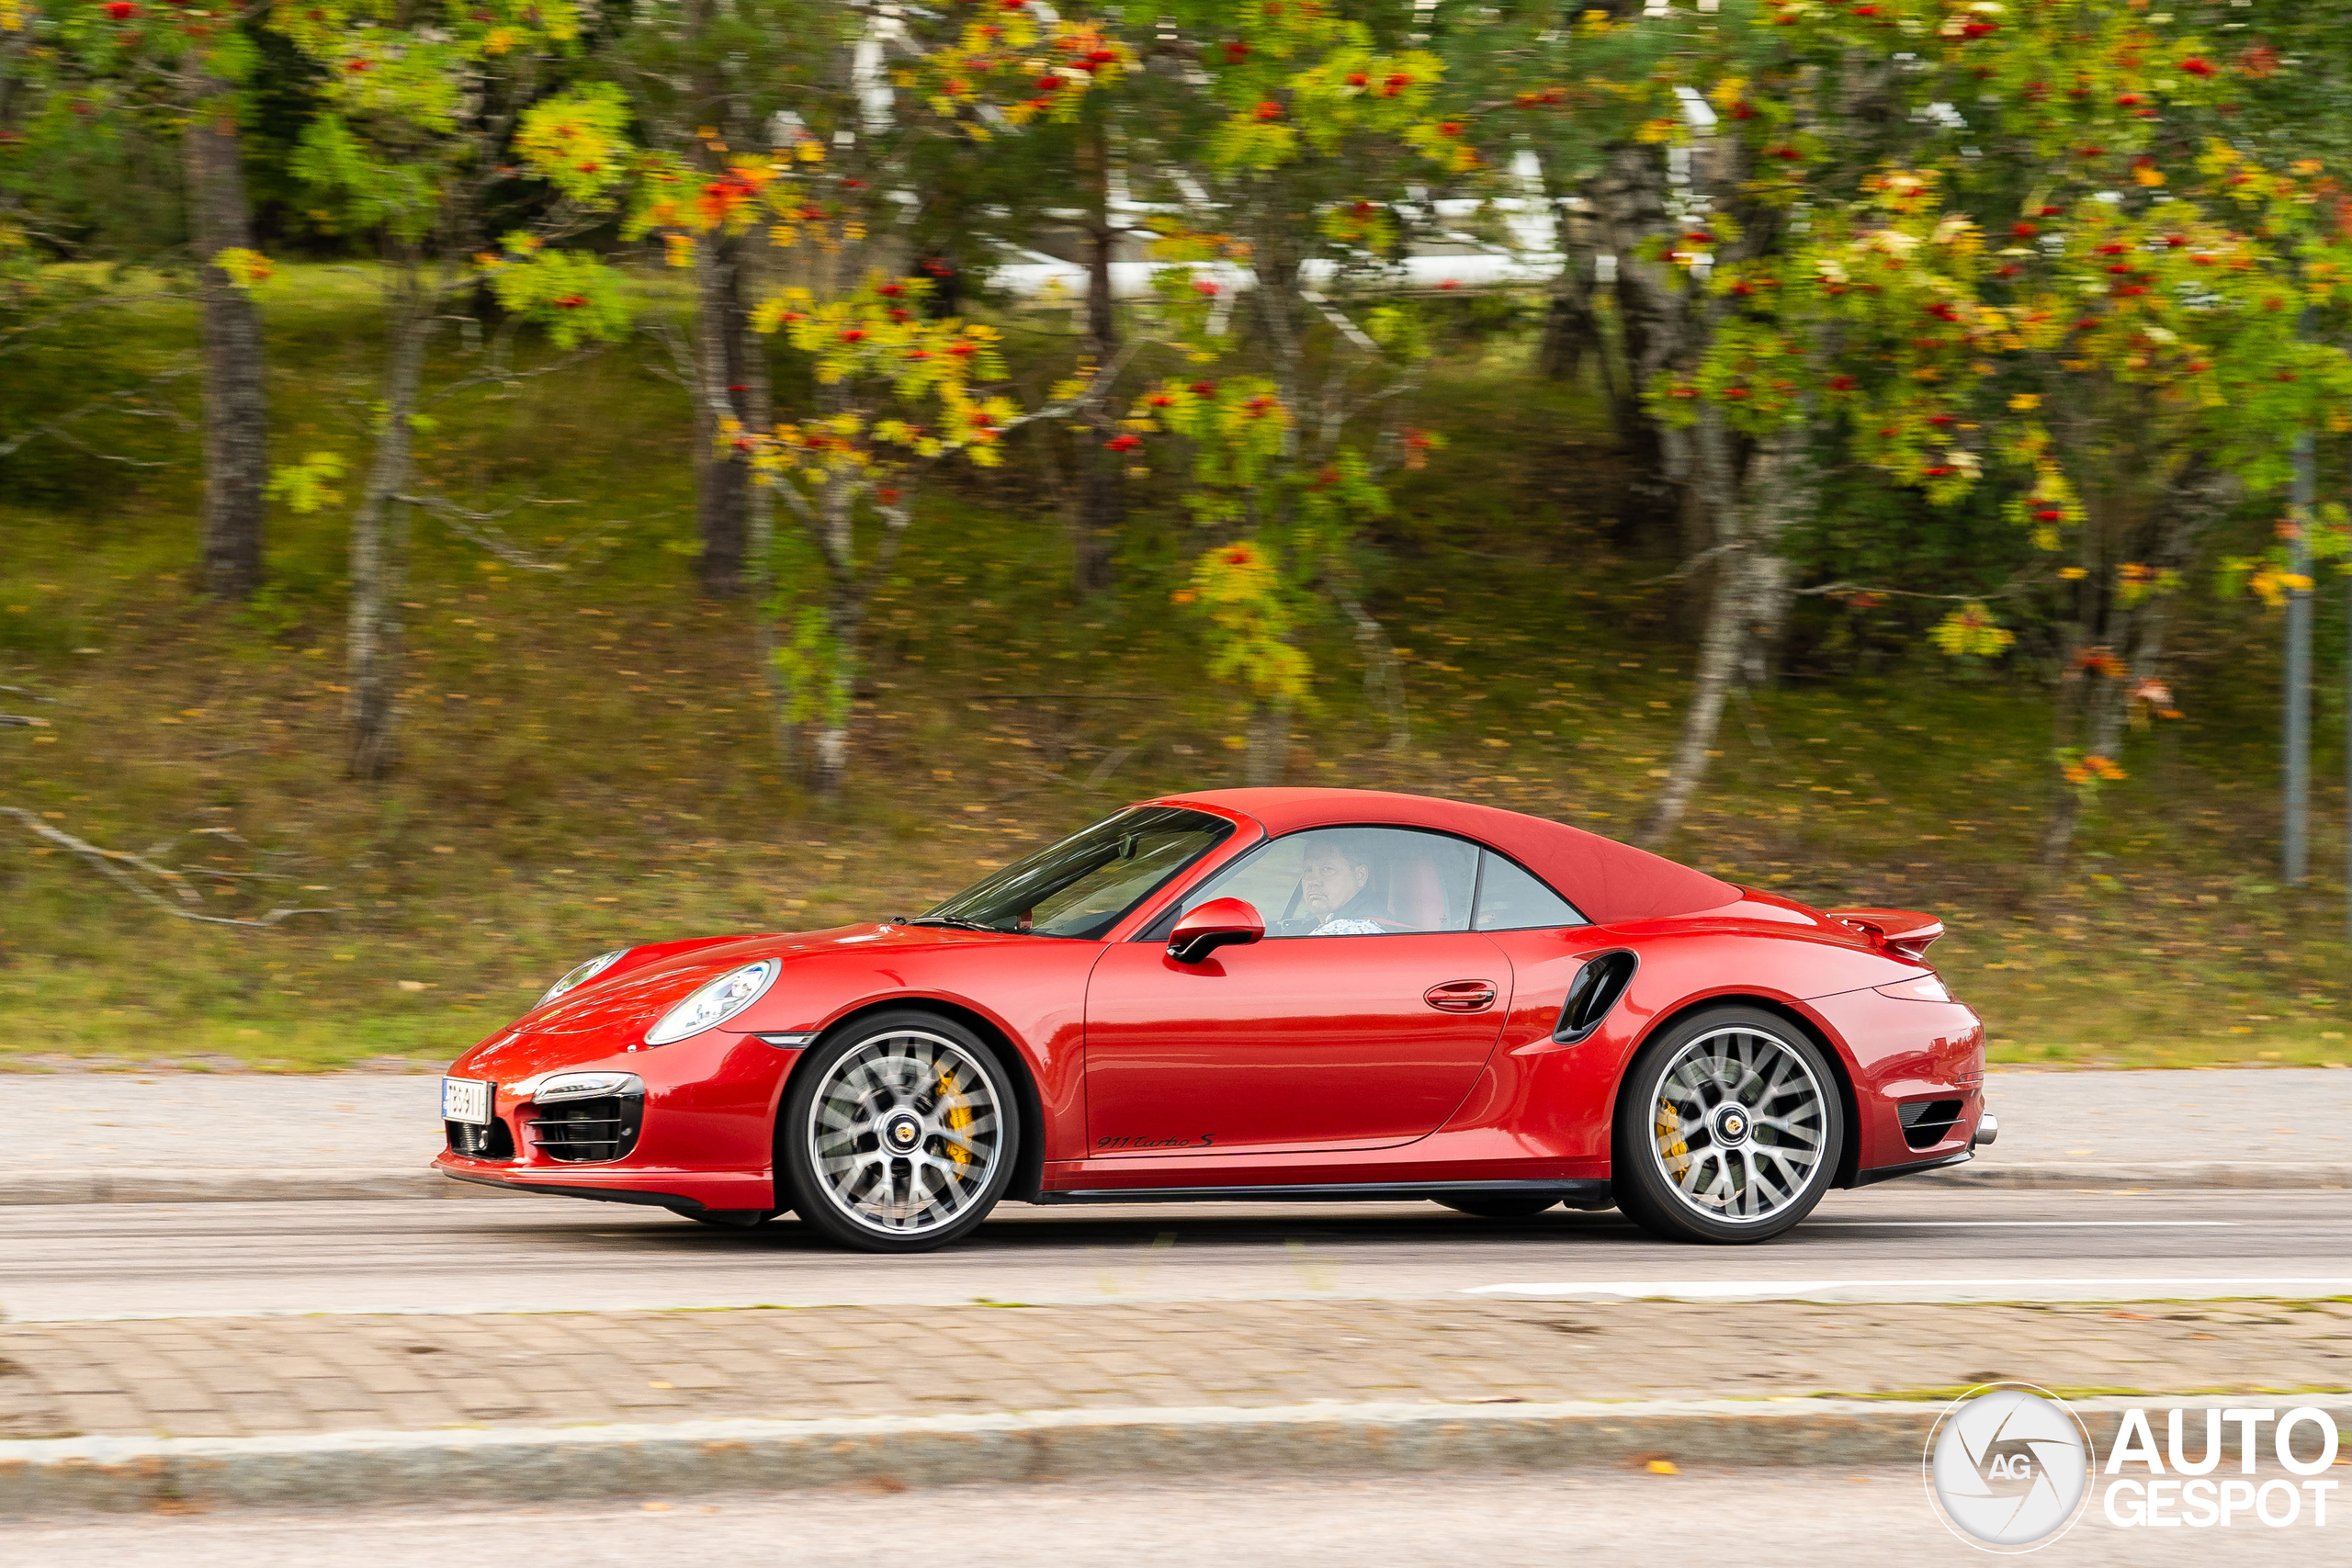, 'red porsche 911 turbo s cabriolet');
436,787,1992,1252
